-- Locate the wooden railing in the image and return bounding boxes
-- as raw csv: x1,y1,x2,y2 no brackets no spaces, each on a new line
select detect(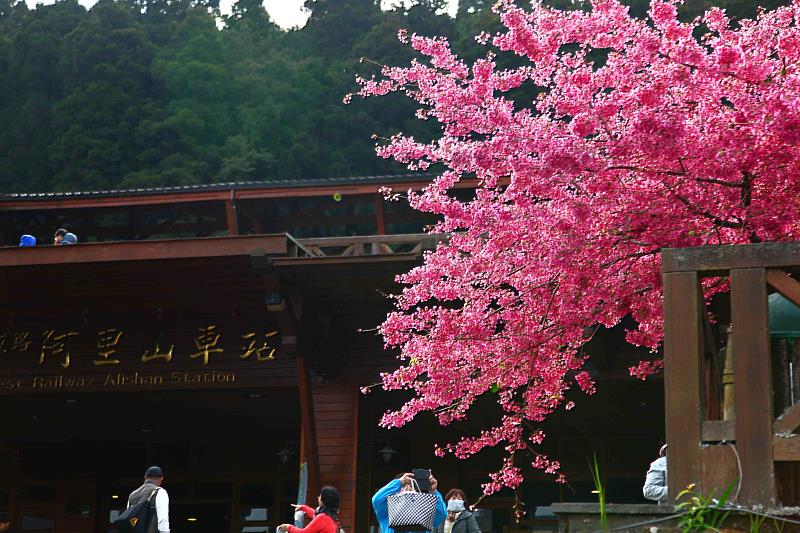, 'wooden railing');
662,242,800,508
291,233,442,258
